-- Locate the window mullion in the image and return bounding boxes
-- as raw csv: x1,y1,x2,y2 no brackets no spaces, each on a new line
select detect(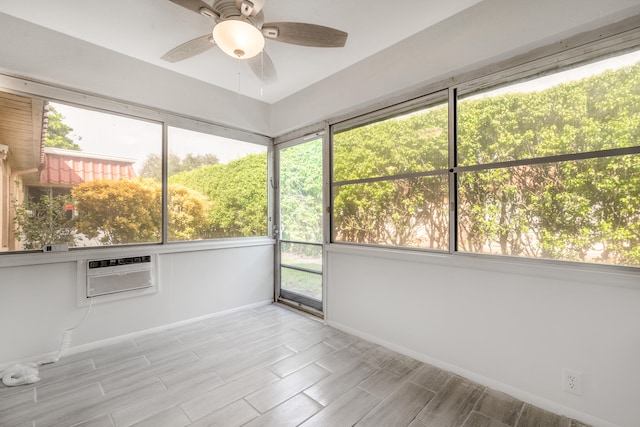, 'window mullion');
448,87,458,254
161,123,169,245
455,145,640,173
